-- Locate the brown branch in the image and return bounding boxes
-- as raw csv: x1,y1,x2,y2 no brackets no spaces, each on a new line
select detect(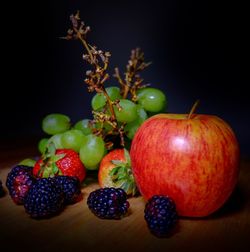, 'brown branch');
63,11,126,147
114,48,151,100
